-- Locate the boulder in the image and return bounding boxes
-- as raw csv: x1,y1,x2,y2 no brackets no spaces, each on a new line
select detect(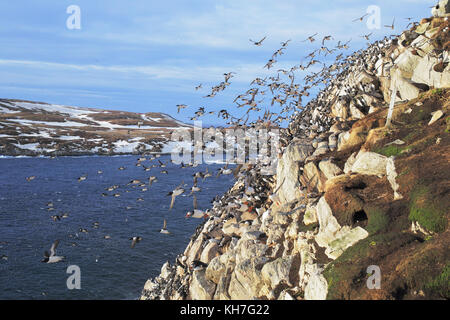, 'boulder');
331,99,349,119
300,161,326,192
318,159,343,180
261,256,294,290
229,257,268,299
200,241,219,264
326,226,369,260
276,141,313,203
206,255,228,284
190,270,217,300
386,156,403,200
428,110,444,126
393,71,421,101
314,197,369,260
160,261,172,280
304,264,328,300
213,270,232,300
344,152,358,174
411,56,445,88
349,101,365,119
303,203,318,225
186,235,204,265
350,151,388,176
394,50,422,78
